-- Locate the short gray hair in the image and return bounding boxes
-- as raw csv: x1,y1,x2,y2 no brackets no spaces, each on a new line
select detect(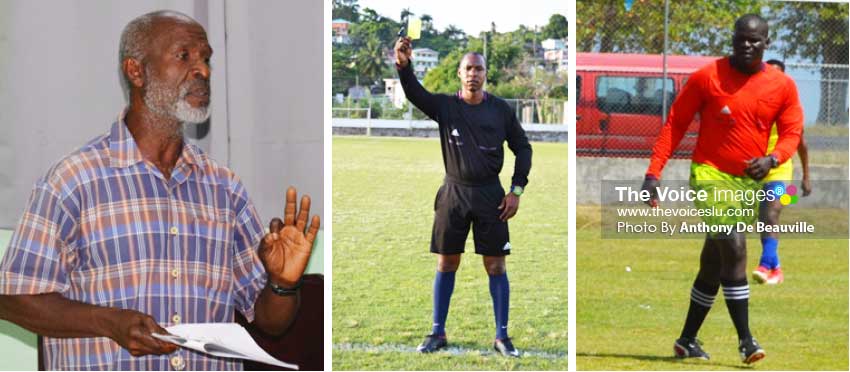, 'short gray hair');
118,10,198,100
